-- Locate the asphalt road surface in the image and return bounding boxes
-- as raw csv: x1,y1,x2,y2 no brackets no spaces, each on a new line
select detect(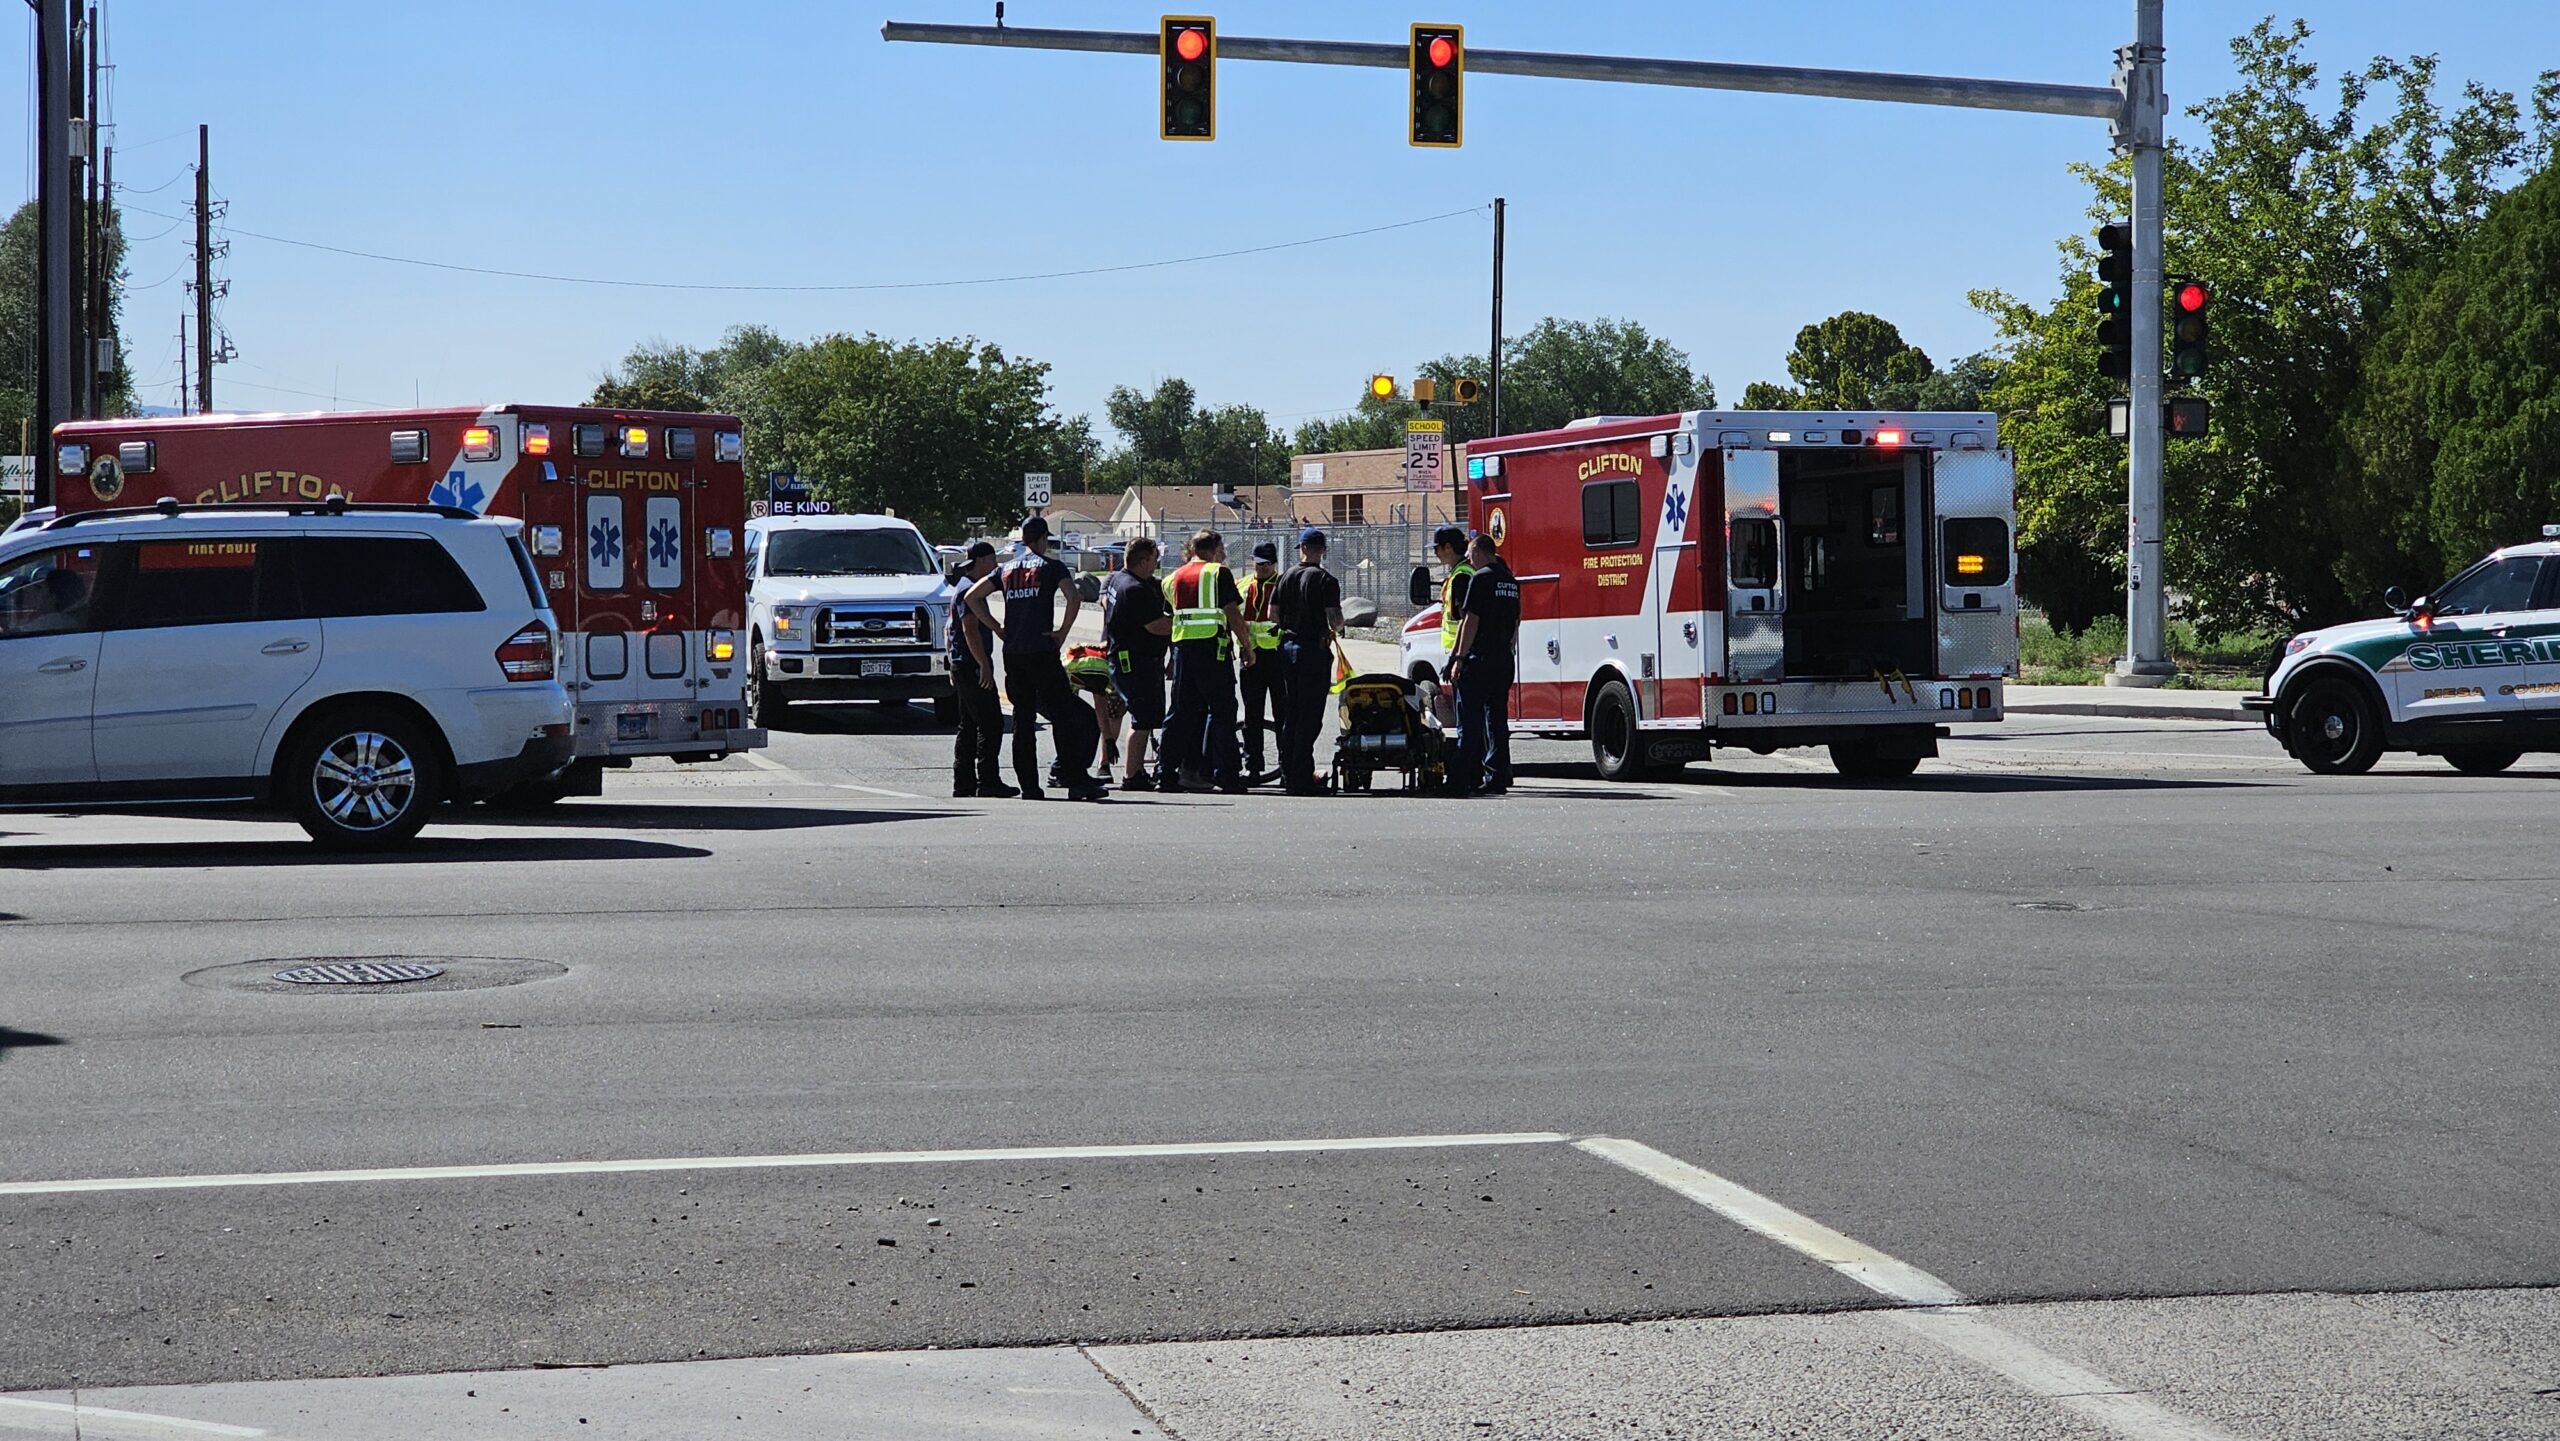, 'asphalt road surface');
2,708,2554,1437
